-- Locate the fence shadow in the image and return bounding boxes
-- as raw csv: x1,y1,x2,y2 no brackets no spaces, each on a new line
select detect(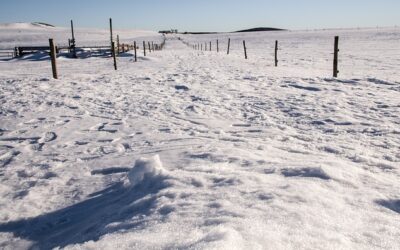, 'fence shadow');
0,178,169,249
